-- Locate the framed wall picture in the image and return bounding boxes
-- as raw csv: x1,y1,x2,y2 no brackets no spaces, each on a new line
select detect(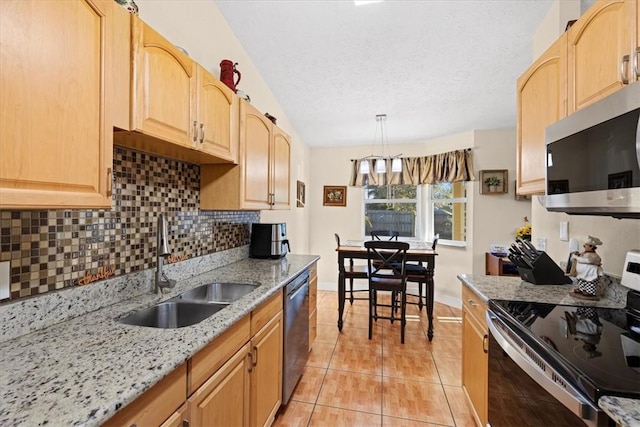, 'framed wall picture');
479,169,508,194
323,185,347,206
296,180,305,207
